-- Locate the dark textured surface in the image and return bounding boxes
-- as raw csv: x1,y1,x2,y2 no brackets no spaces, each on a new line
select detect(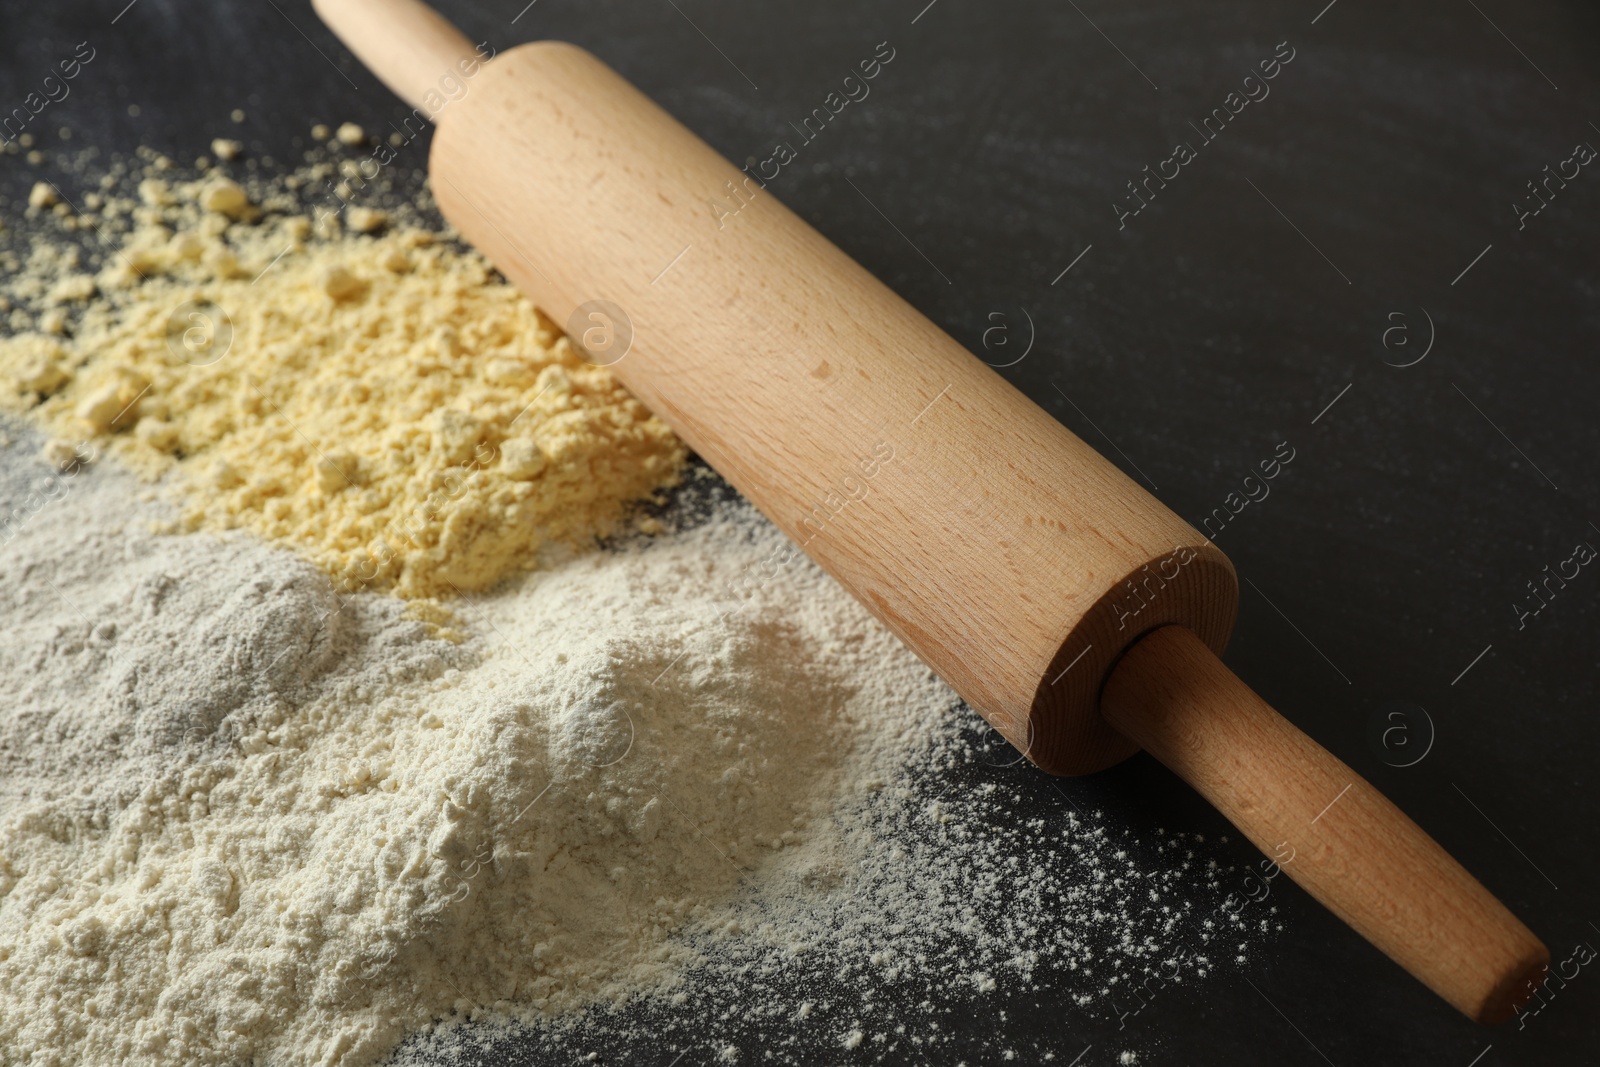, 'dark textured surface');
3,1,1597,1064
